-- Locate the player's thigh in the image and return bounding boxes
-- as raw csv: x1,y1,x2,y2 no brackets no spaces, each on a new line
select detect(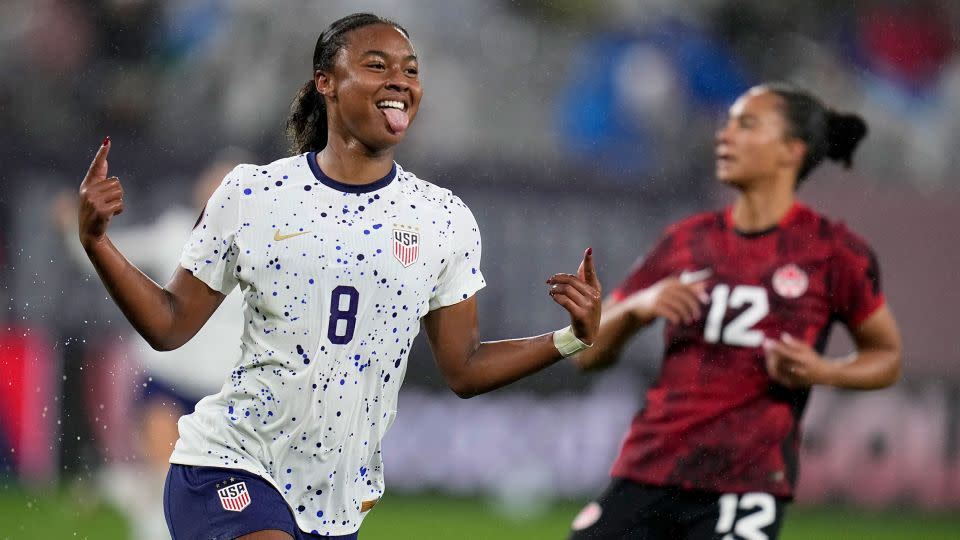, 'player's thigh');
682,491,787,540
568,478,676,540
163,464,300,540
